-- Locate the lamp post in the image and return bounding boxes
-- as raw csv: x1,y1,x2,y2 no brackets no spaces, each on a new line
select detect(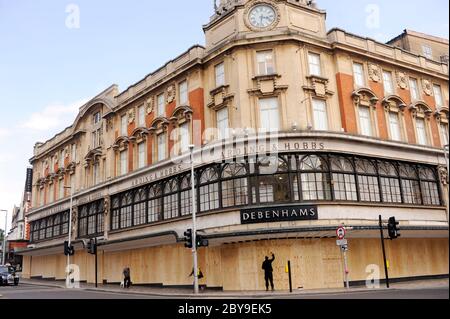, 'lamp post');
64,186,74,285
189,144,199,294
444,144,449,223
1,209,7,265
